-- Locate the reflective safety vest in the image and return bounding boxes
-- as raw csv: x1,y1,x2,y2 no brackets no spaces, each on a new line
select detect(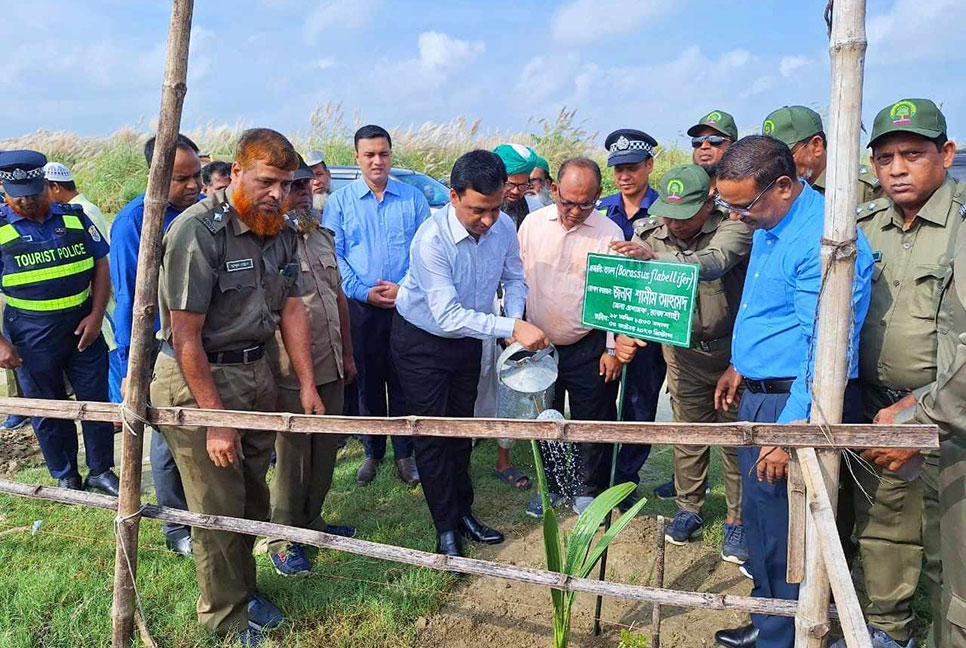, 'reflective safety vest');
0,205,95,313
